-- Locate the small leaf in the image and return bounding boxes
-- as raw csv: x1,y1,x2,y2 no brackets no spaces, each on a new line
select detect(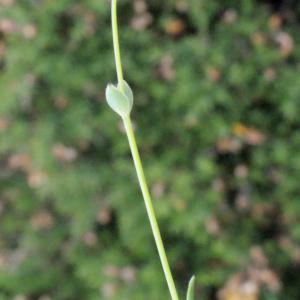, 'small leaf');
119,80,133,111
186,276,196,300
106,84,132,117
